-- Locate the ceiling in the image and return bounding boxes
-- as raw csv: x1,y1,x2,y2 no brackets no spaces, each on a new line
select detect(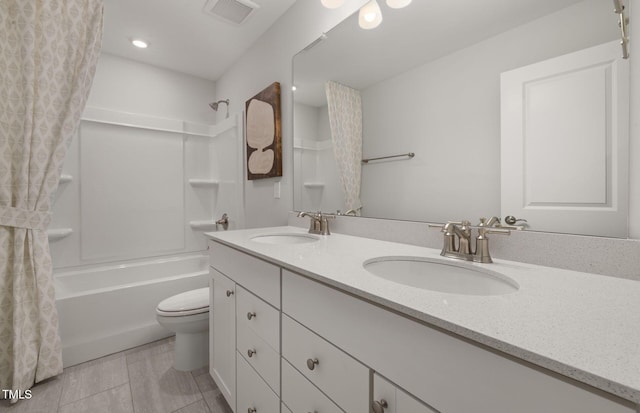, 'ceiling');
293,0,585,107
100,0,297,81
